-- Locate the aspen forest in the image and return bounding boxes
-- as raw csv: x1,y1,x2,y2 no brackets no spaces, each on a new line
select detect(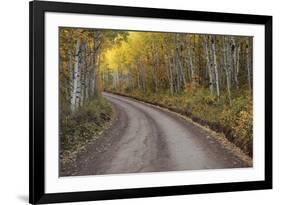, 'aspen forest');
59,27,253,175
